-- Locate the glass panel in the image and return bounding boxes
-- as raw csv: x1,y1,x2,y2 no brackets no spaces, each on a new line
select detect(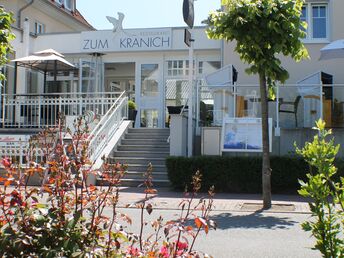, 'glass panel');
300,6,307,34
198,61,203,74
46,80,71,94
81,58,104,94
141,109,158,128
312,6,318,17
26,70,40,94
65,0,72,10
320,6,326,17
166,79,189,107
333,86,344,128
312,5,327,39
141,64,159,97
301,6,307,18
313,18,326,38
